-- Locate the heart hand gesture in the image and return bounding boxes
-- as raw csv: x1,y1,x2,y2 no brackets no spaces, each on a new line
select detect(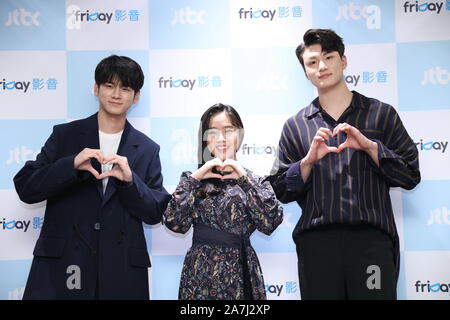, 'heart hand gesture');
191,158,246,181
333,123,377,154
302,128,339,166
97,154,133,183
300,124,379,182
74,148,104,179
74,148,133,182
